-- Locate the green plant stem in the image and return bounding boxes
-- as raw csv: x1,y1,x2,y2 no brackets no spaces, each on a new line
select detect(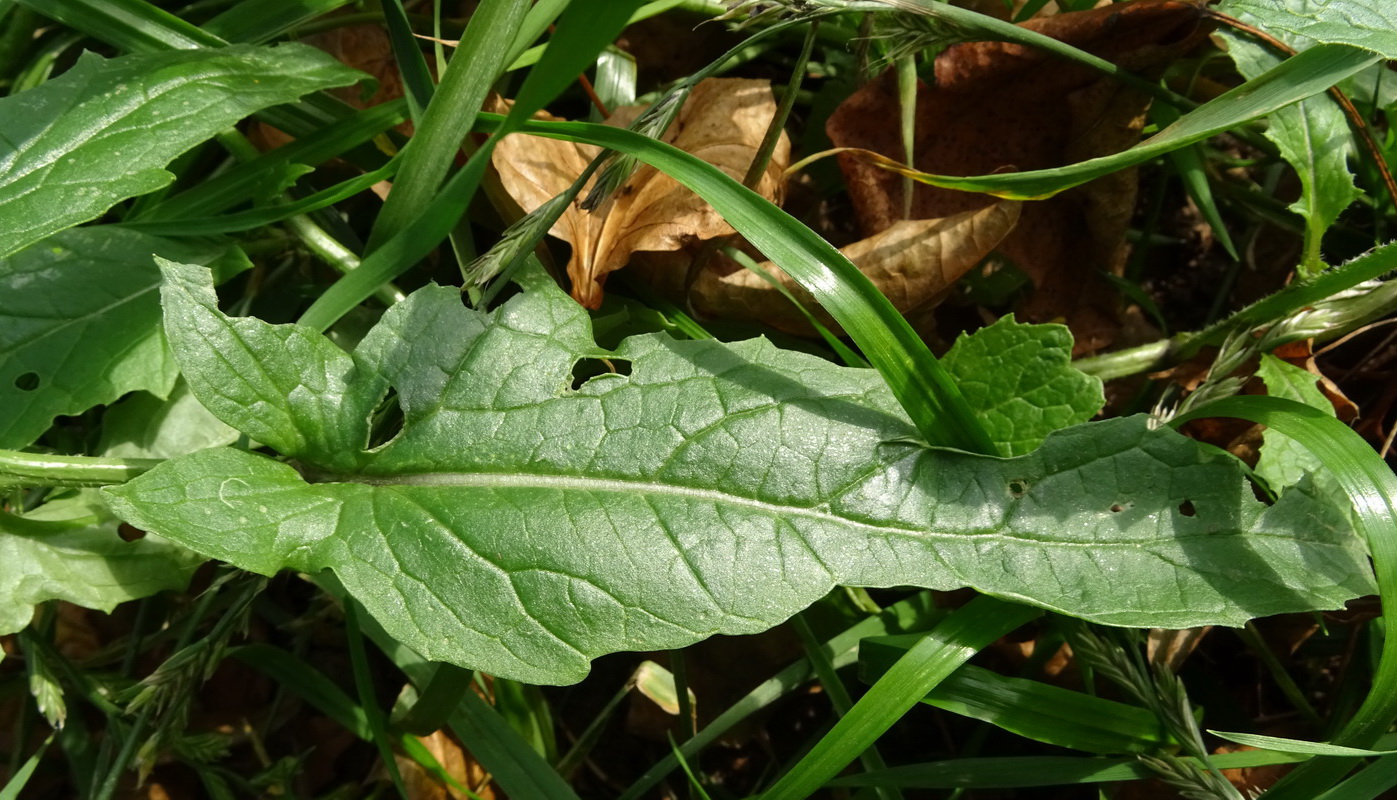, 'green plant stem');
1238,622,1324,730
0,449,160,489
741,20,816,188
